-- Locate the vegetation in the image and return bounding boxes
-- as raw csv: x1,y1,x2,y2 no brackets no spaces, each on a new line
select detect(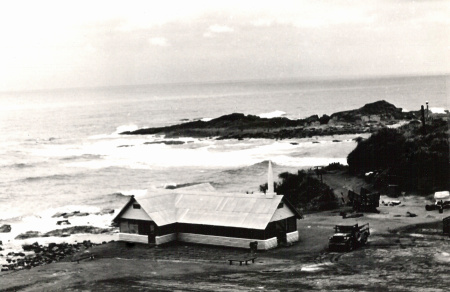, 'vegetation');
260,170,339,211
347,118,449,194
